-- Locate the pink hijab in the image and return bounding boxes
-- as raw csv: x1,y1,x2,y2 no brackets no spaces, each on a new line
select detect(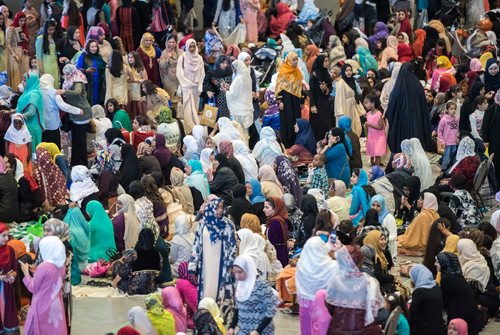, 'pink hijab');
161,287,188,333
448,318,468,335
